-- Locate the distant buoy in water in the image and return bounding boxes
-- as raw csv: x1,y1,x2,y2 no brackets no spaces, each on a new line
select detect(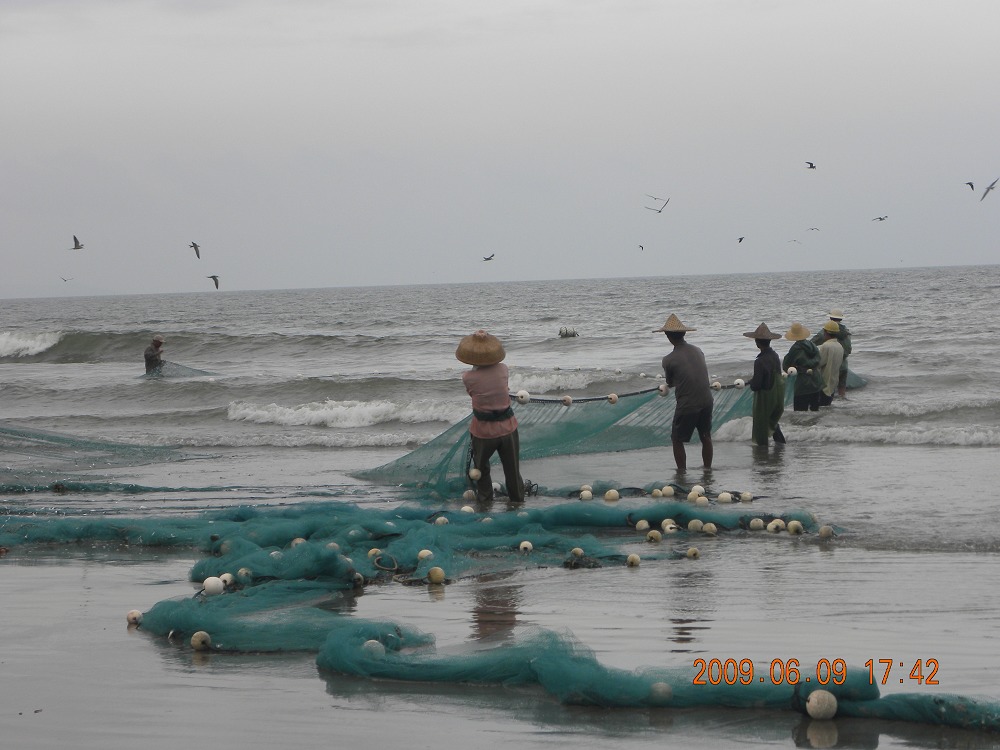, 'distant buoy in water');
651,488,662,498
635,519,650,531
687,519,704,532
561,395,573,406
691,484,705,496
434,516,449,525
417,549,434,560
607,393,619,404
626,553,641,567
580,490,593,501
646,529,662,543
819,525,835,539
126,609,143,625
702,522,718,535
686,547,700,559
604,489,620,502
740,491,753,502
749,518,765,531
787,366,798,376
468,468,482,481
516,390,530,404
661,485,675,497
806,689,838,720
203,576,224,596
427,567,446,584
717,492,733,503
787,520,804,535
519,540,533,553
734,378,745,389
361,639,386,657
191,631,212,651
